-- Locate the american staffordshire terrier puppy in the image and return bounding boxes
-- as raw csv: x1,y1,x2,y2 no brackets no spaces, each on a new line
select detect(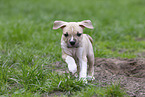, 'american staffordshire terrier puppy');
53,20,95,82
